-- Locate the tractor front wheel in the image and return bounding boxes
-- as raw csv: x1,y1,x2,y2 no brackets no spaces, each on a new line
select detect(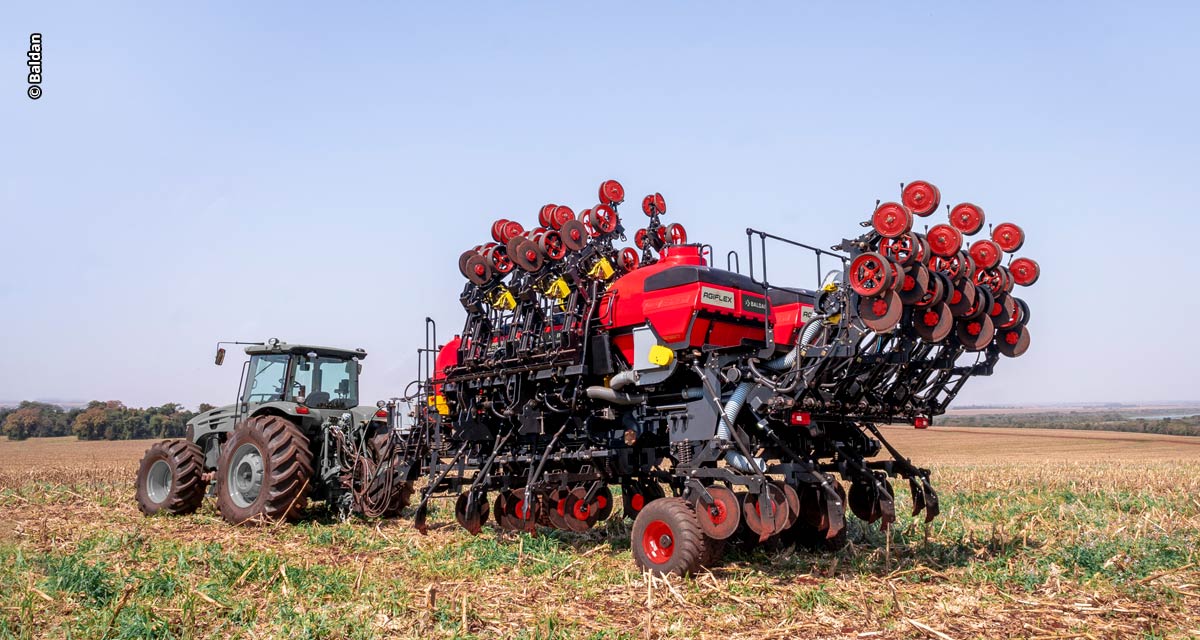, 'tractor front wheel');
631,497,706,576
215,416,313,524
135,439,207,515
